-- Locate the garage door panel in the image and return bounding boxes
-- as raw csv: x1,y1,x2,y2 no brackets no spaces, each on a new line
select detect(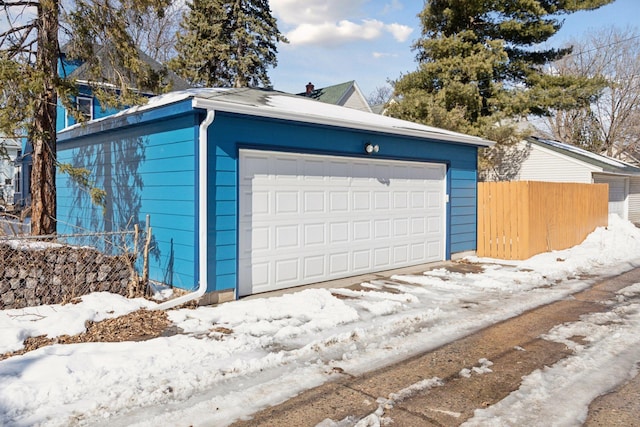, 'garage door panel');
329,192,349,211
374,248,390,268
275,191,298,214
427,241,442,258
304,223,326,246
239,150,446,295
394,192,408,209
275,258,299,283
329,222,349,243
393,246,409,263
329,252,349,274
374,219,390,238
303,255,325,279
411,243,426,261
303,191,325,213
353,250,372,271
353,191,371,210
